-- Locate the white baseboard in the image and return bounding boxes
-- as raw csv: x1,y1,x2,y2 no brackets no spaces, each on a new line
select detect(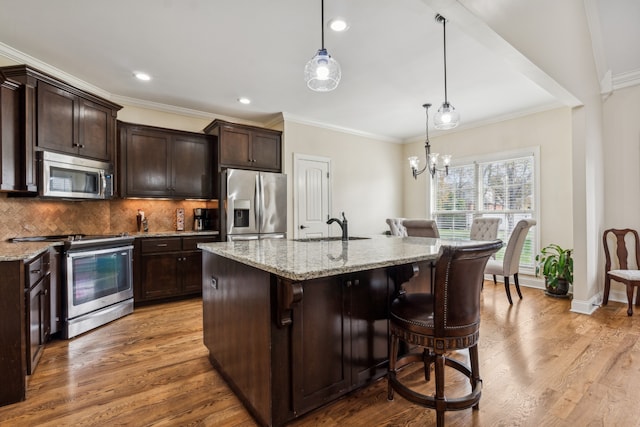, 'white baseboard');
485,274,602,315
570,293,601,315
